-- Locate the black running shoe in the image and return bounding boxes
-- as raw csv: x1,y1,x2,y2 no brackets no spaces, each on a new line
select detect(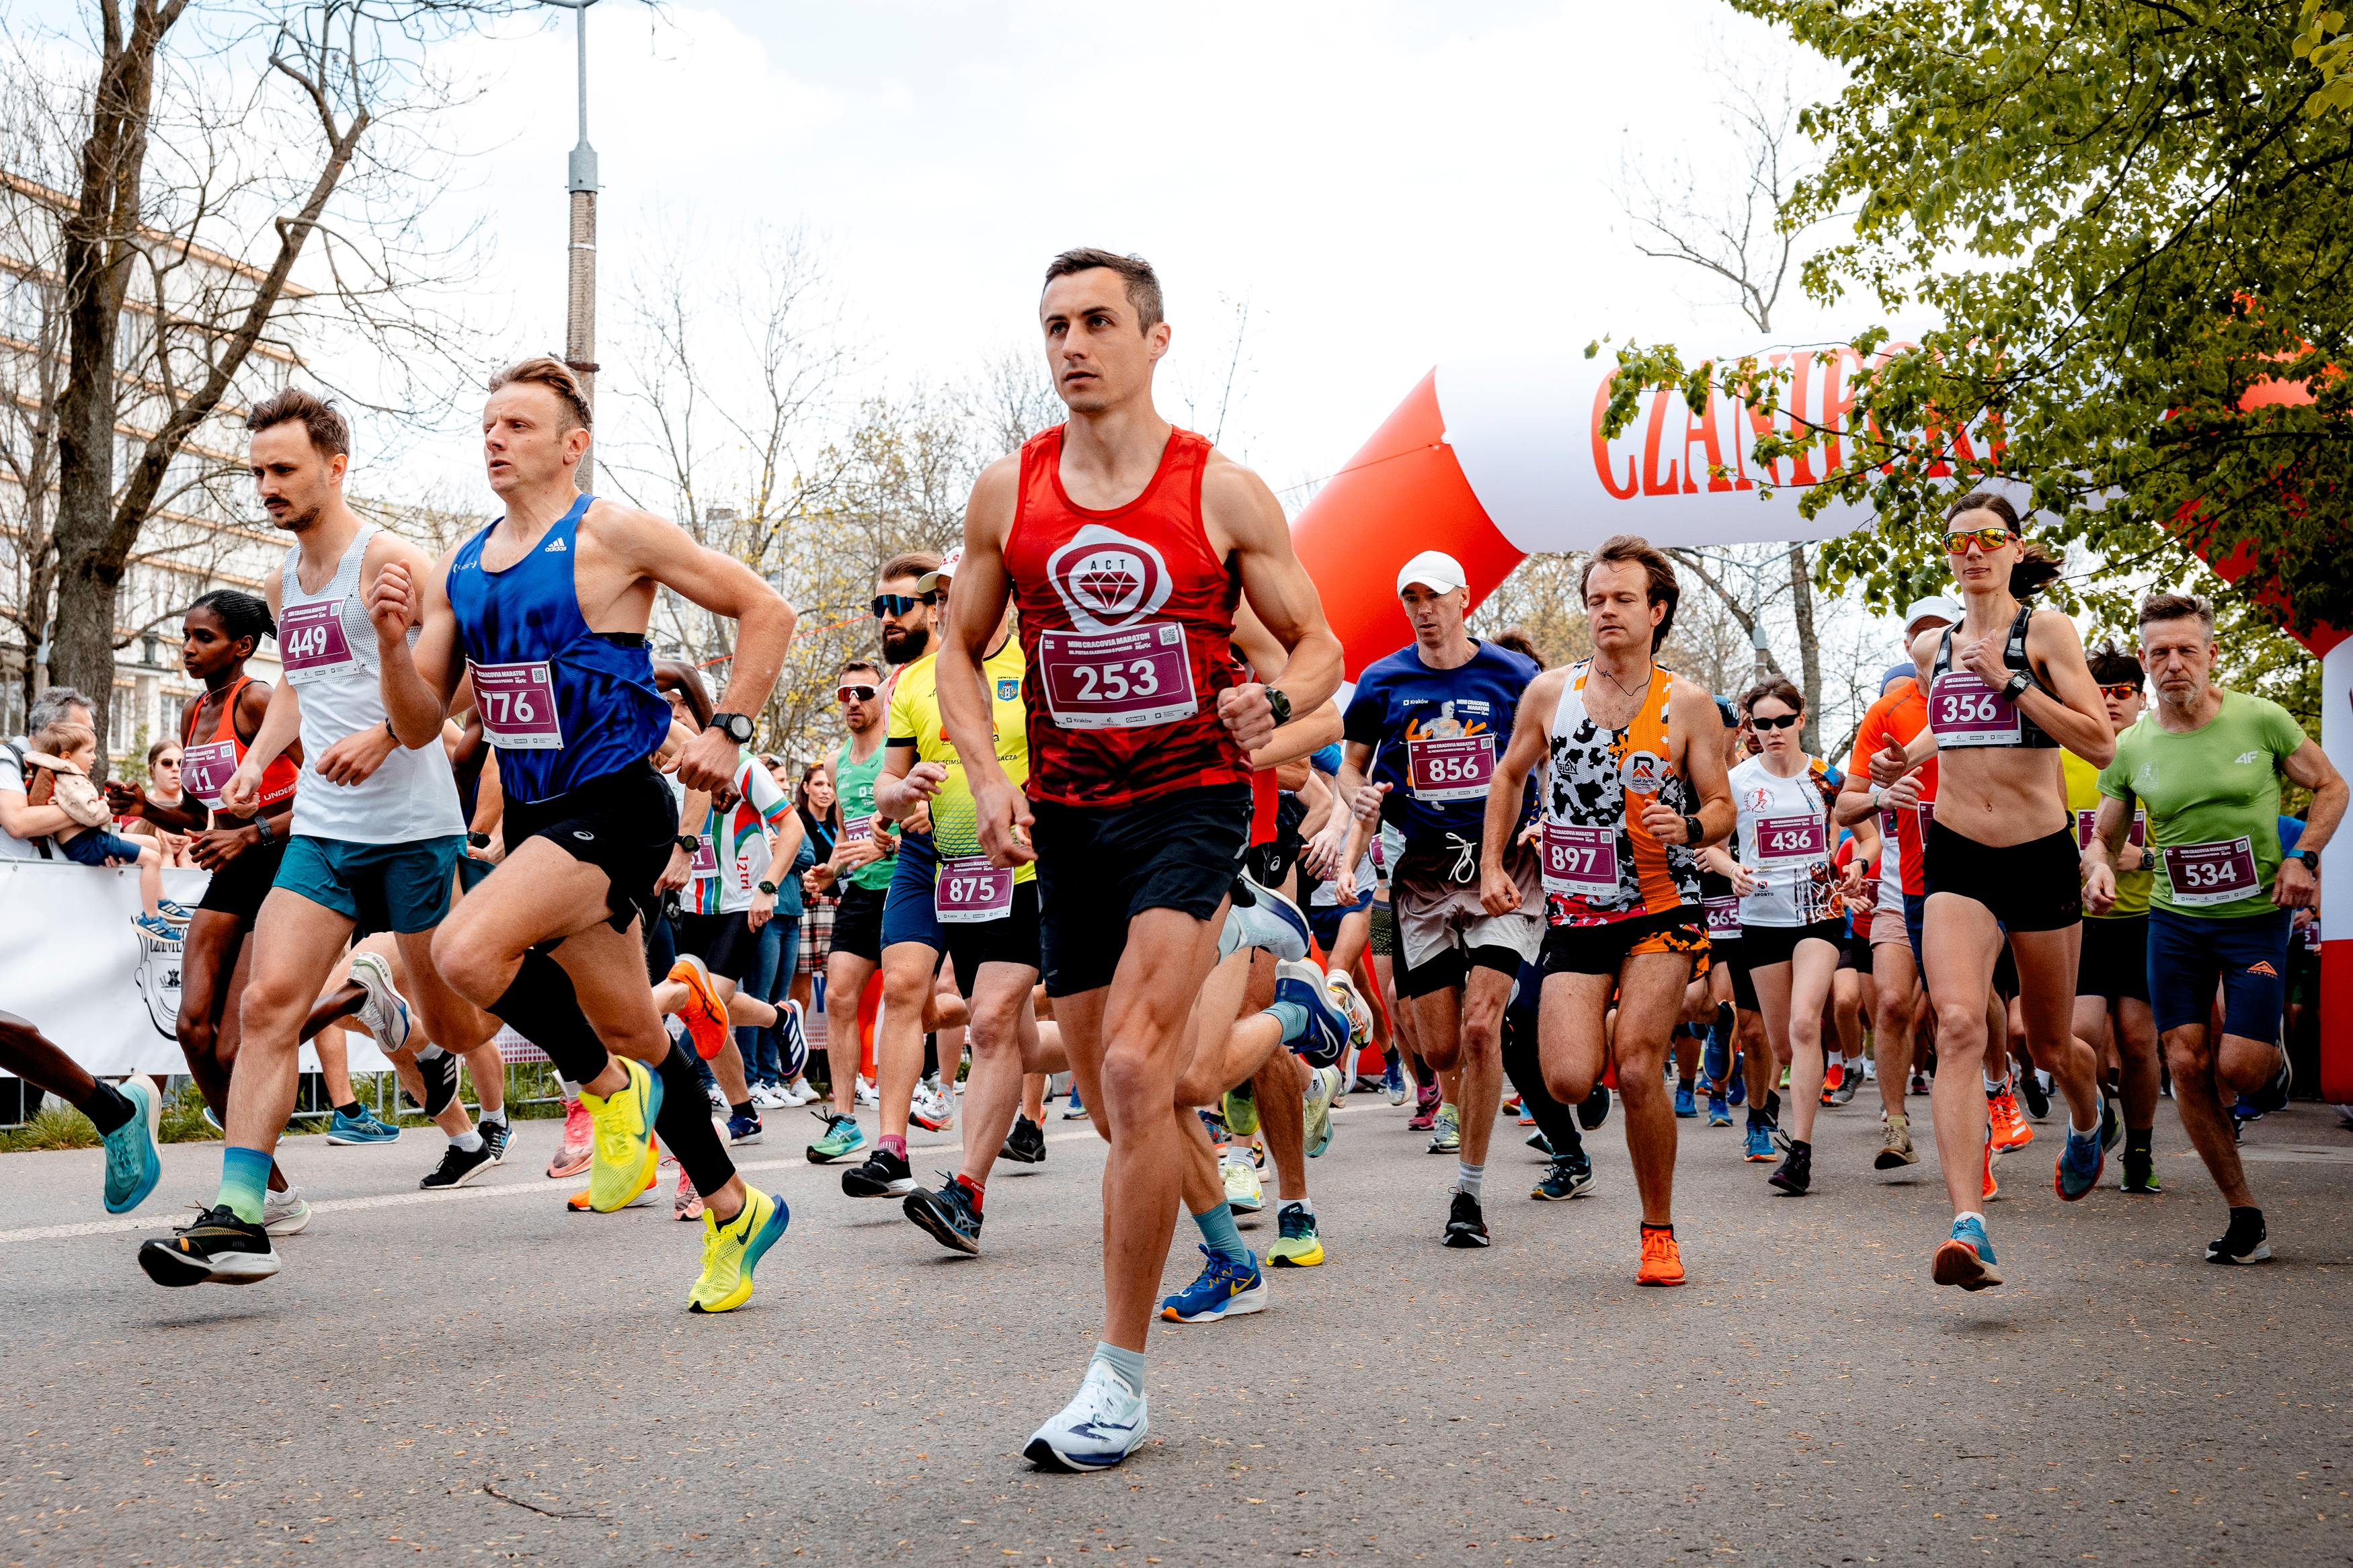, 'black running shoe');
1577,1085,1611,1131
2121,1149,2161,1194
904,1175,983,1255
1531,1157,1593,1201
1443,1188,1490,1248
2249,1047,2293,1116
1000,1114,1047,1165
842,1147,914,1198
2205,1208,2271,1265
2016,1071,2050,1121
137,1204,280,1287
420,1139,497,1190
1768,1143,1812,1196
407,1049,460,1118
2098,1092,2122,1153
480,1118,511,1165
